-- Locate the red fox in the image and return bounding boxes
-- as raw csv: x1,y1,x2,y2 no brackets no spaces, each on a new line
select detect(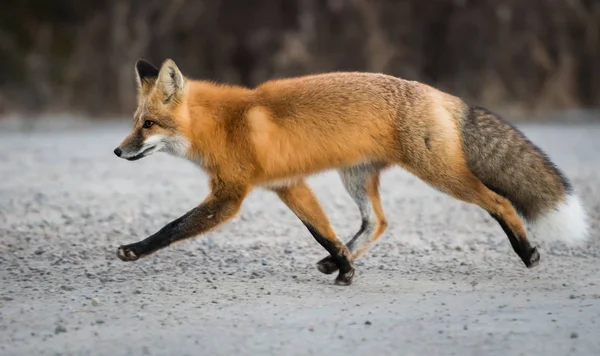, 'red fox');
114,58,589,285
